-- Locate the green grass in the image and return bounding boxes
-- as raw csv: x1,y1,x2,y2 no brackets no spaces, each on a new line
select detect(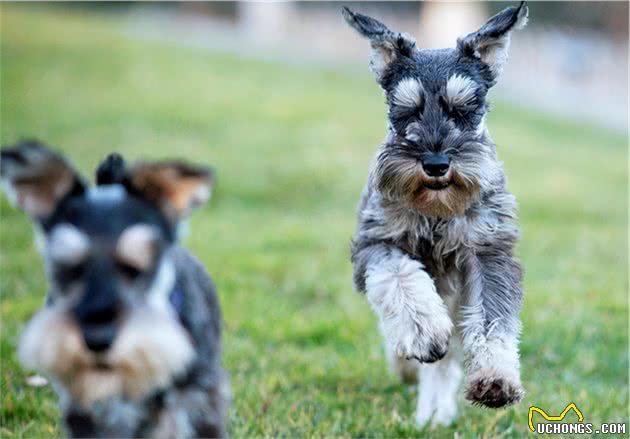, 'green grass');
1,5,628,438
